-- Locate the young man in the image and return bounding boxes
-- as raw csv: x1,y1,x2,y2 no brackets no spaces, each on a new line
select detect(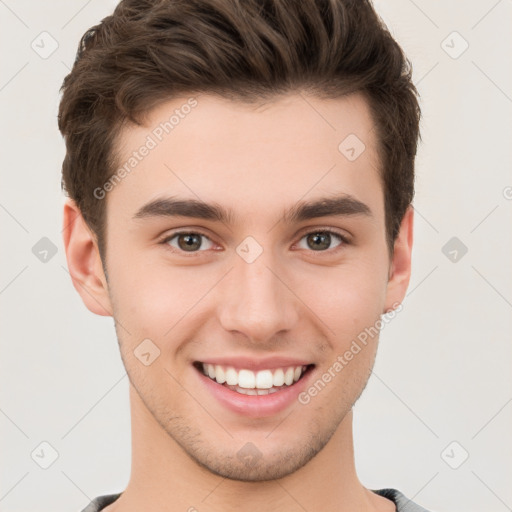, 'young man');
59,0,427,510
